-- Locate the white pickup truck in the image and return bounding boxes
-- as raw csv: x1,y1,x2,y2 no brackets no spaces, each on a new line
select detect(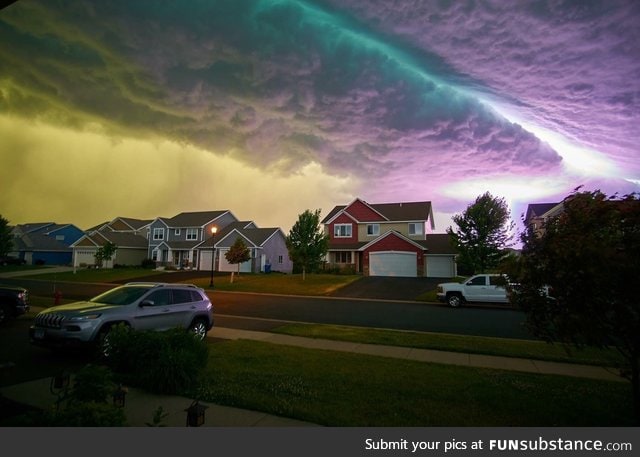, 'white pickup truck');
436,274,510,307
